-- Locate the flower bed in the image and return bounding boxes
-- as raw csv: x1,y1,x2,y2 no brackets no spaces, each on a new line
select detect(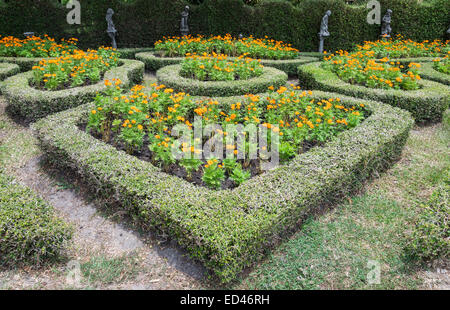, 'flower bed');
33,90,413,283
297,62,449,123
155,34,299,60
180,53,264,81
156,64,287,97
0,35,78,58
0,169,72,267
135,51,318,75
1,59,144,122
31,47,120,91
323,50,422,90
406,183,450,261
0,35,78,72
356,36,447,59
0,63,19,81
85,83,365,190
